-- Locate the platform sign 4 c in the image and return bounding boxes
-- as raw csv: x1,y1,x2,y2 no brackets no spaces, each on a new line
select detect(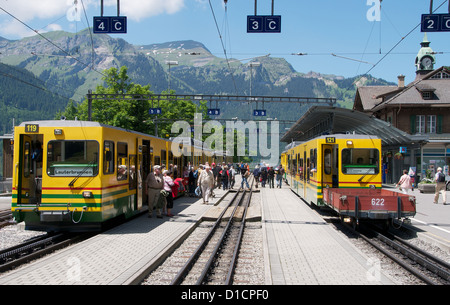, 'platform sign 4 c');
94,16,127,34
